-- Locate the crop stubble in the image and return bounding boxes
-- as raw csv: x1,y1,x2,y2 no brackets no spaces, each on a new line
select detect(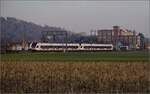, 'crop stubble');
0,62,149,93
